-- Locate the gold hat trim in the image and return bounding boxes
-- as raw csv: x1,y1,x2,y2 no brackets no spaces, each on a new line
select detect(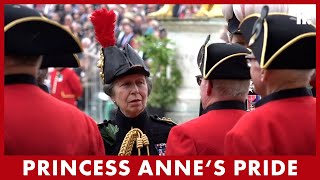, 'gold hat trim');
263,32,316,68
239,12,316,69
260,19,268,68
5,16,83,52
204,52,249,79
202,41,210,77
73,54,80,67
239,12,289,27
240,12,316,29
97,48,105,81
